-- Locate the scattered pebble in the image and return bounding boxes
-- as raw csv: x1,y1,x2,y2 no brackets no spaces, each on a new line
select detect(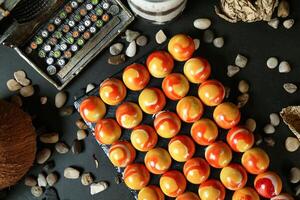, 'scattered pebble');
283,83,297,94
71,139,82,154
46,172,58,186
193,39,200,50
263,124,276,134
295,184,300,196
268,18,280,29
109,43,123,56
285,137,300,152
267,57,279,69
10,95,23,107
114,175,121,184
77,129,87,140
279,61,291,73
125,41,137,58
213,37,224,48
37,173,47,187
14,70,30,86
136,35,148,46
90,182,108,195
93,154,99,169
81,172,94,186
227,65,240,77
20,85,34,97
255,134,263,145
40,96,48,105
43,161,55,172
193,18,211,30
283,19,294,29
238,80,249,93
203,30,214,43
55,91,67,108
36,148,51,164
76,119,88,130
290,167,300,184
55,142,69,154
245,118,257,132
86,83,95,93
7,79,22,91
108,54,126,65
155,30,167,44
237,93,249,108
235,54,248,68
125,29,140,43
270,113,280,126
277,0,290,18
24,176,37,187
264,136,276,147
31,186,43,197
59,106,74,116
225,86,231,99
64,167,80,179
40,132,59,144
